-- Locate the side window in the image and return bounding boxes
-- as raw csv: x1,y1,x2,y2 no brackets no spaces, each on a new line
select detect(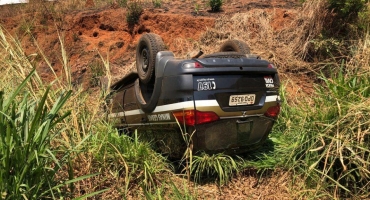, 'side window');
123,86,139,111
111,89,125,113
